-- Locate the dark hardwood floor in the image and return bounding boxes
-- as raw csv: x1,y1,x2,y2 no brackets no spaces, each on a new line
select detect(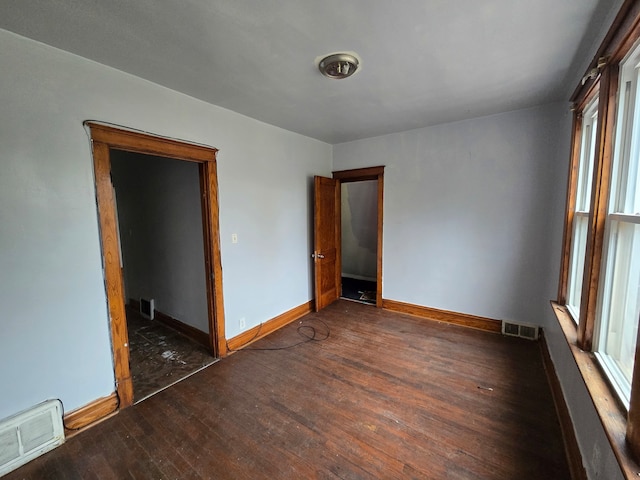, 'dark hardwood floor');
6,300,570,479
126,308,216,402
